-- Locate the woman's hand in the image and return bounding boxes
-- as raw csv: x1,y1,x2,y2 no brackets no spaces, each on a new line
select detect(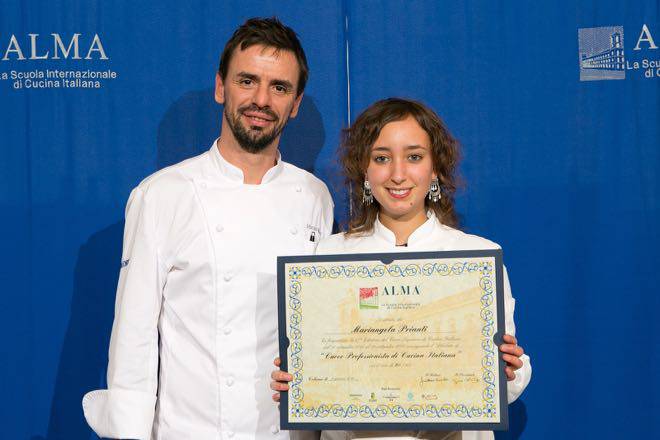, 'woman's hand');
270,357,293,402
500,334,525,381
